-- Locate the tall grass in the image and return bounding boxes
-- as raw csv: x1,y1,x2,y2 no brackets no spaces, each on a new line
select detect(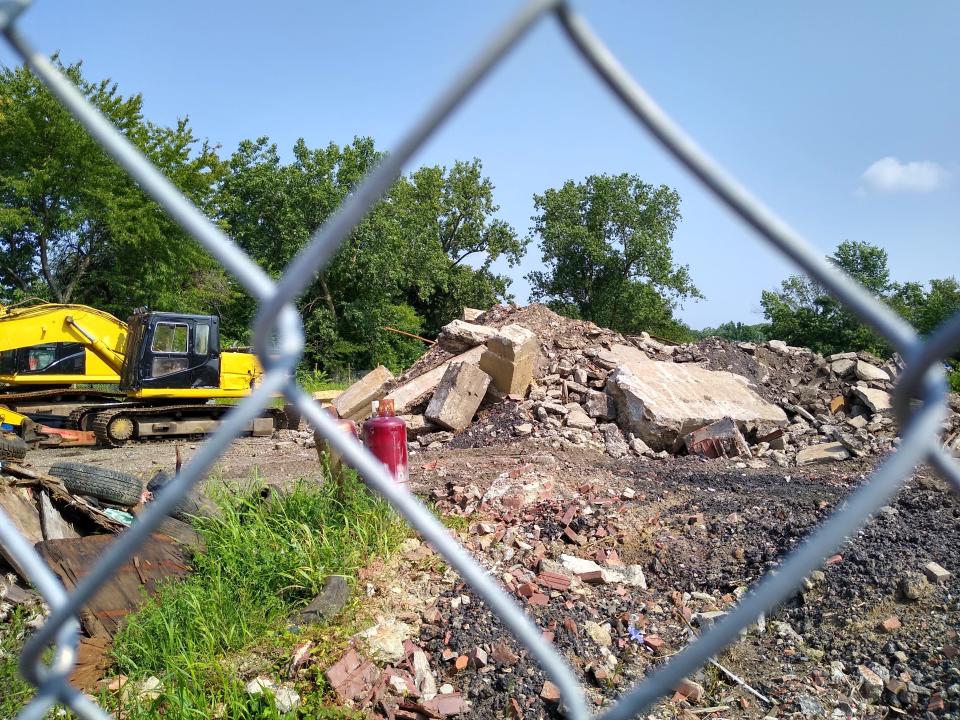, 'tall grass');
0,607,36,717
110,471,406,717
